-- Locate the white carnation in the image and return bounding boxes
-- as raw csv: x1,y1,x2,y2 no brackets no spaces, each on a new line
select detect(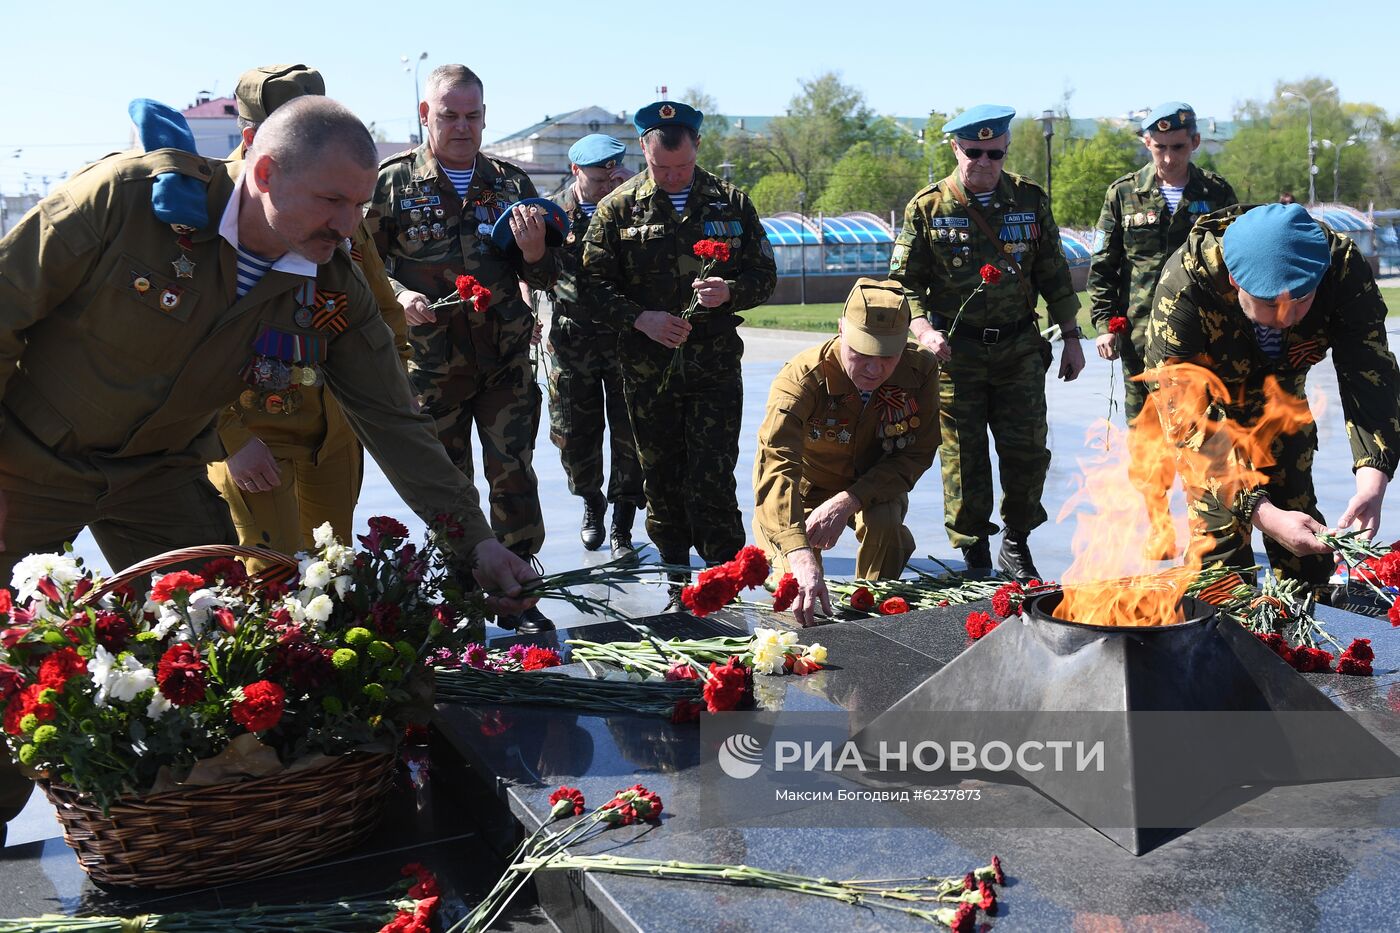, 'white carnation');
146,690,174,720
90,645,156,706
10,552,81,603
301,560,333,590
302,594,334,623
312,522,337,549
